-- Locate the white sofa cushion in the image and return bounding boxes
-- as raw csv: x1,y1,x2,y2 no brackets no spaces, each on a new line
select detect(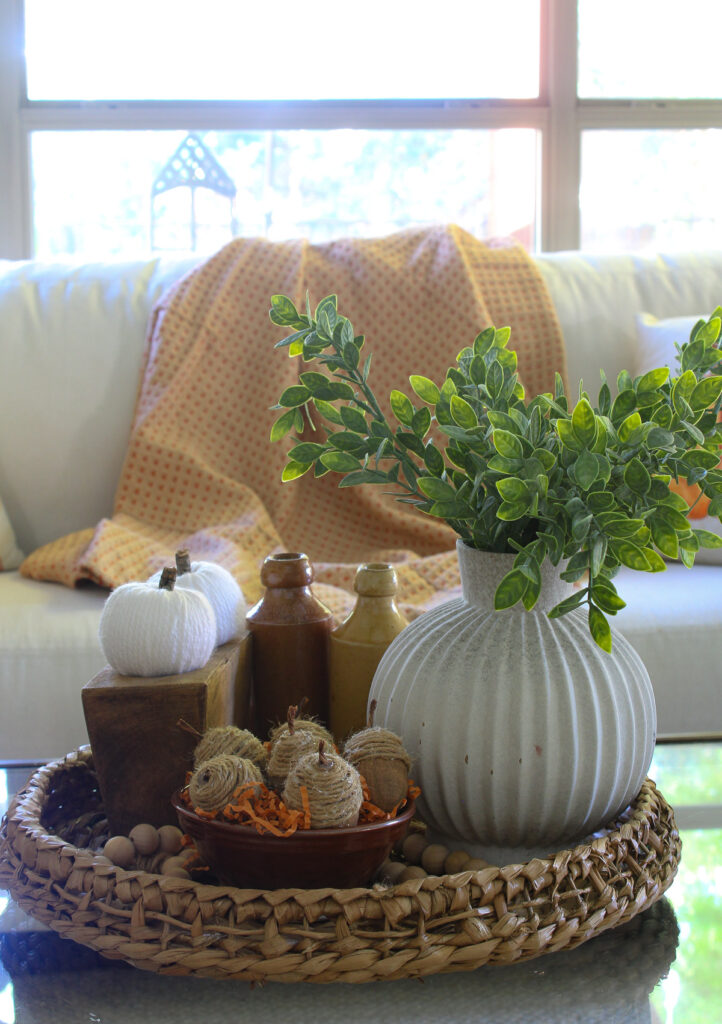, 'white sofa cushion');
0,256,197,554
614,564,721,737
0,572,106,760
